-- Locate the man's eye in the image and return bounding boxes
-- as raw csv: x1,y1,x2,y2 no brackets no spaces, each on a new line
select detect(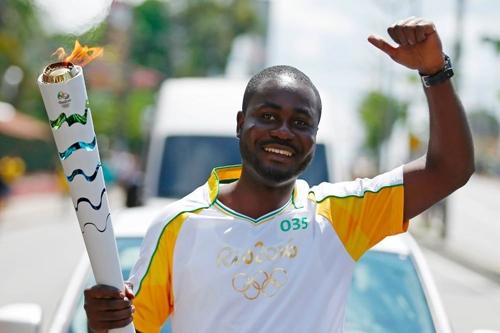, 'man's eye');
294,119,309,128
262,113,276,121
